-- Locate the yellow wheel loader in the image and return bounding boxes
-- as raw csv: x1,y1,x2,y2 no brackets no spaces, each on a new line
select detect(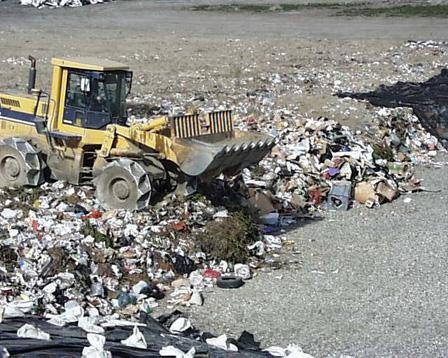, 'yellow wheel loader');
0,56,275,210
